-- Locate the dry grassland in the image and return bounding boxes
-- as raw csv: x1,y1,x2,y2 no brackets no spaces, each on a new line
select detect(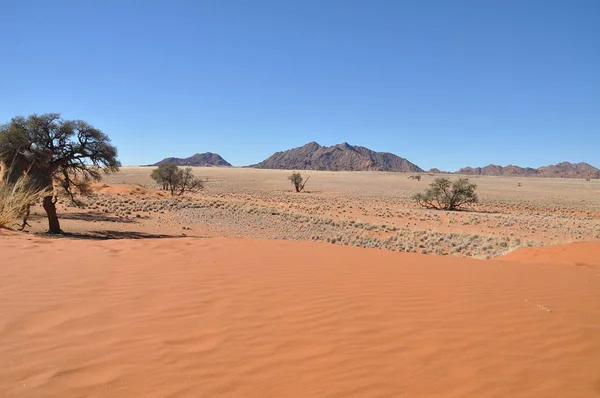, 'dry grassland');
23,167,600,259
